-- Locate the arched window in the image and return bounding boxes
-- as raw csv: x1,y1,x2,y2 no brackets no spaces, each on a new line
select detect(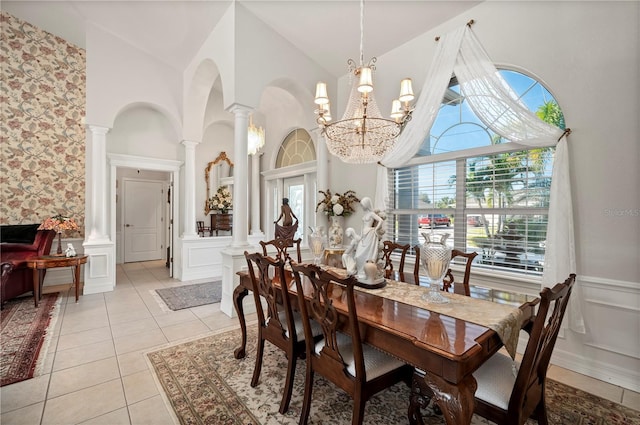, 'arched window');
389,69,565,278
265,128,317,242
276,128,316,167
